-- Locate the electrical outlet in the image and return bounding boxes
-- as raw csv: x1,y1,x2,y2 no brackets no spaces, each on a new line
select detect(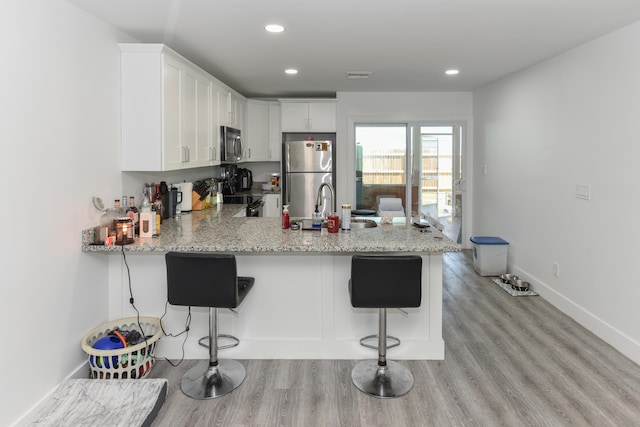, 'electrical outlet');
552,262,560,278
576,184,590,200
482,165,488,175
